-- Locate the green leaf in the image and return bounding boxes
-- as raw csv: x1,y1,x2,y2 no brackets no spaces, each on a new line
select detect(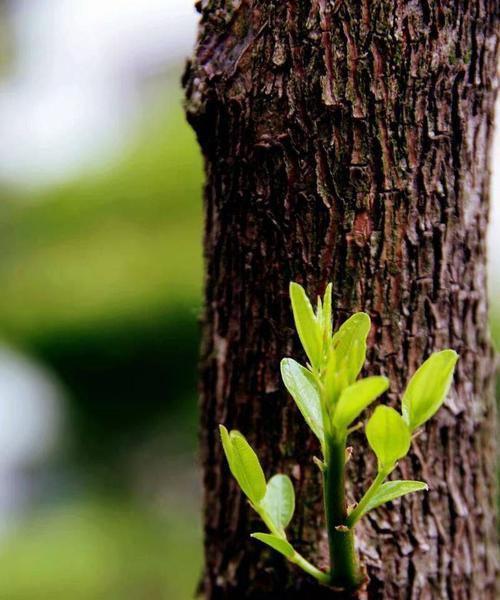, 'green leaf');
219,426,267,504
281,358,323,442
332,312,371,383
324,354,351,406
230,431,267,503
316,296,323,331
220,424,234,465
360,480,428,518
260,474,295,530
289,282,322,369
322,283,333,342
366,406,411,470
323,350,338,401
334,376,389,431
250,533,294,558
402,350,458,431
